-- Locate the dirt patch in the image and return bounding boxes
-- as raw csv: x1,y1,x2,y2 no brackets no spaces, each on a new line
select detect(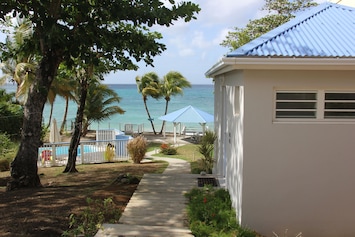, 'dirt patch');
0,162,167,237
